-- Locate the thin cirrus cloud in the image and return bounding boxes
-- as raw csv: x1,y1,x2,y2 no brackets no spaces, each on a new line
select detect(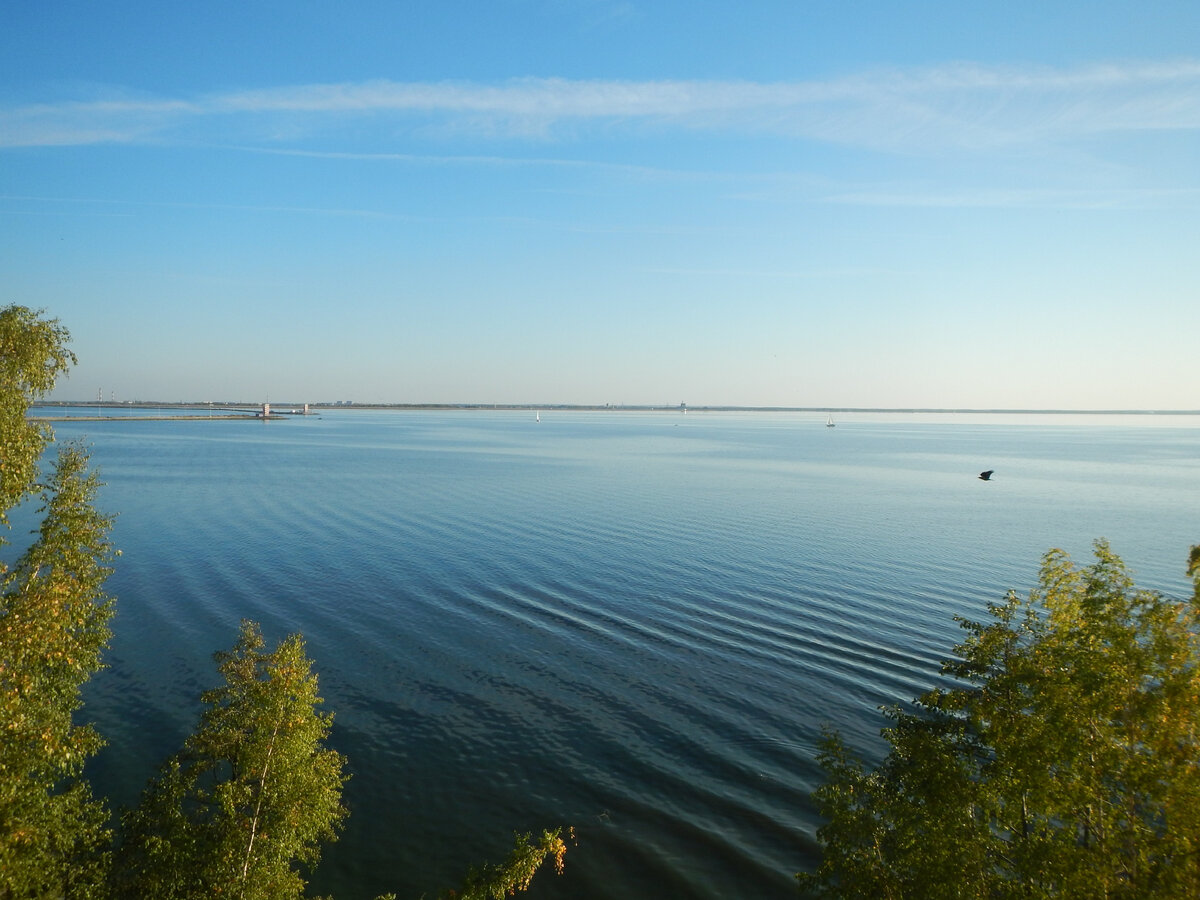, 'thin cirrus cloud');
2,59,1199,151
